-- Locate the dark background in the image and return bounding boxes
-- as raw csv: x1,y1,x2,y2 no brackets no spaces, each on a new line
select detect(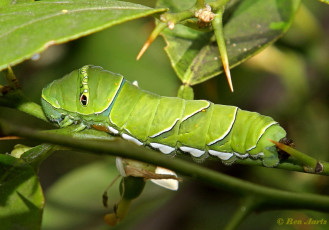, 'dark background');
0,0,328,229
